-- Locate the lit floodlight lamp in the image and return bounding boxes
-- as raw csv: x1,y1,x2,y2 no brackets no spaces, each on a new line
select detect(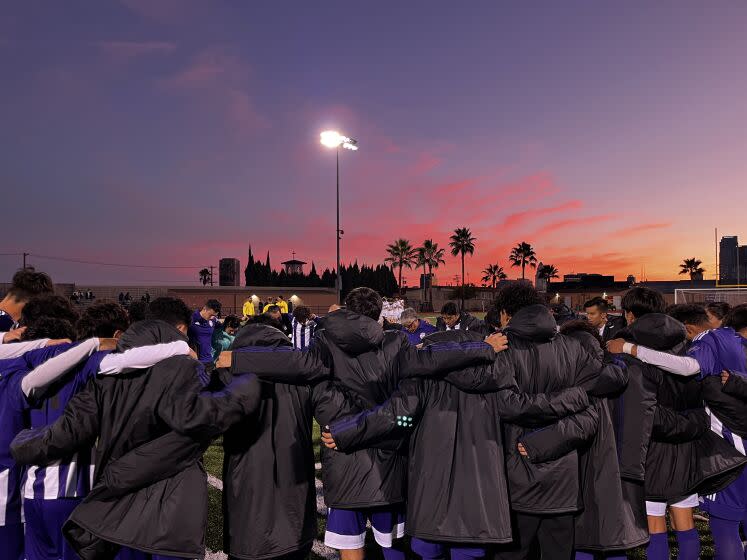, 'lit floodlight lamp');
320,130,358,150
